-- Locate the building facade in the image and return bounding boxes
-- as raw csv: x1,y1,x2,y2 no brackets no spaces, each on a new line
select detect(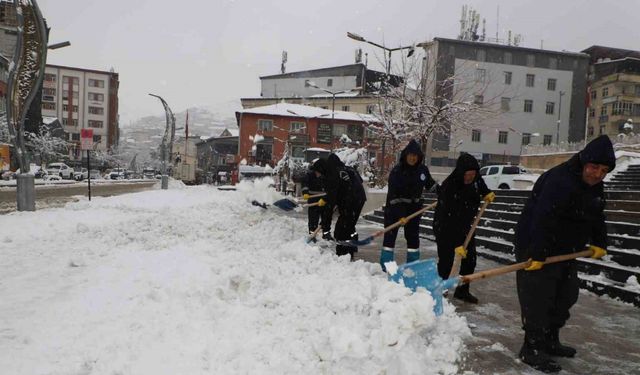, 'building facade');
236,103,390,169
423,38,589,166
40,64,119,160
196,128,239,183
583,46,640,141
